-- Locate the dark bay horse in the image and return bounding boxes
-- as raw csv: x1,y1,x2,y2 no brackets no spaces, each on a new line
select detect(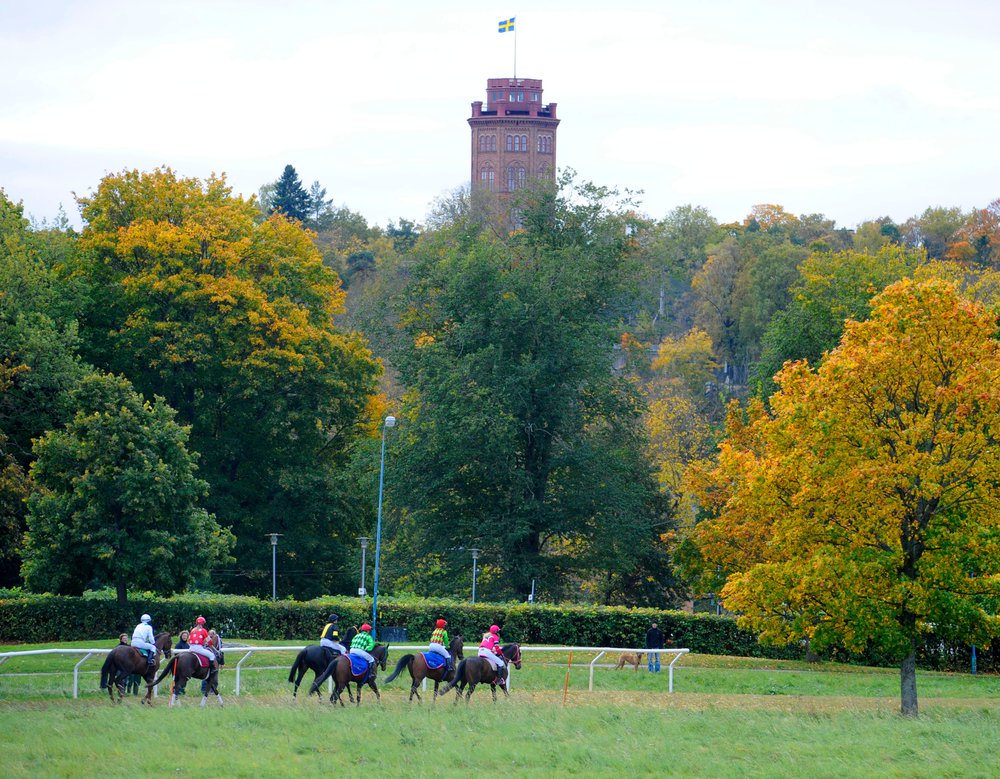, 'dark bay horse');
383,635,464,702
151,650,222,707
99,632,173,704
439,643,521,703
308,644,388,706
288,625,359,700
